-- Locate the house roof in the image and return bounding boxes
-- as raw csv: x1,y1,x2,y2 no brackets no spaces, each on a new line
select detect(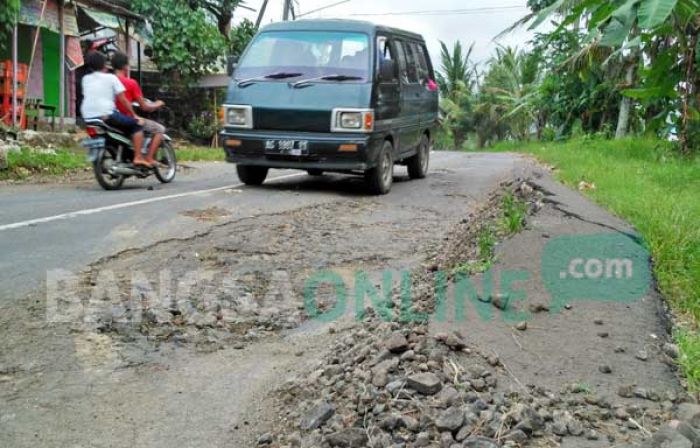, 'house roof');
75,0,143,20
